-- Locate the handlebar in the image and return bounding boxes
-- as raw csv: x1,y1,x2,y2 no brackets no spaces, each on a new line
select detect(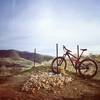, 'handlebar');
63,45,72,52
